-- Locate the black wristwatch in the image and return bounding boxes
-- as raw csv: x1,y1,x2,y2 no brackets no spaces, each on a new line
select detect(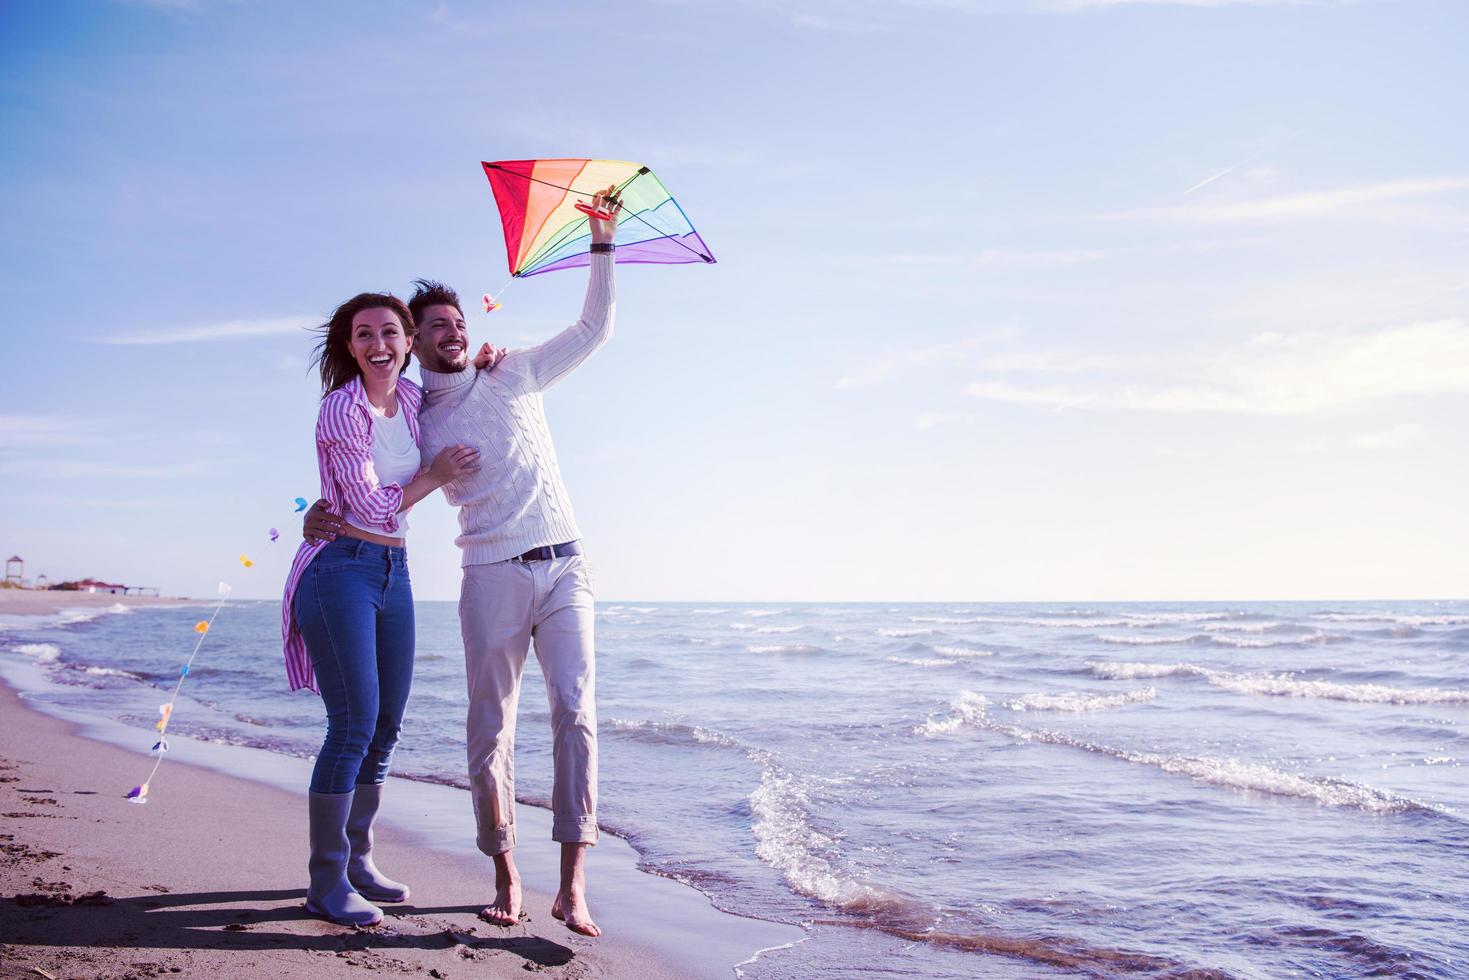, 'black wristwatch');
590,242,615,253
